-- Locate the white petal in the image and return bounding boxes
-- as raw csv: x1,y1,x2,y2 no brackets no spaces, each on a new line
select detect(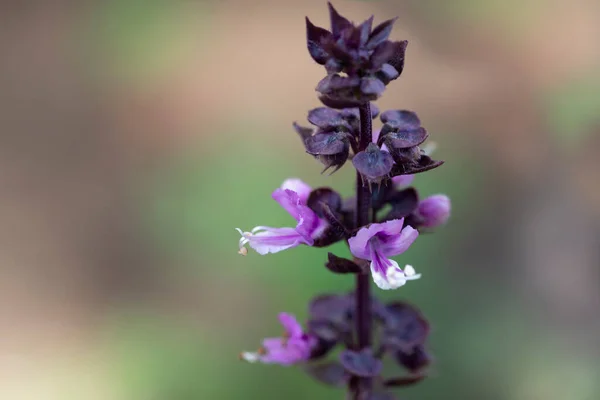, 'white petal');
370,259,407,290
240,352,261,363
